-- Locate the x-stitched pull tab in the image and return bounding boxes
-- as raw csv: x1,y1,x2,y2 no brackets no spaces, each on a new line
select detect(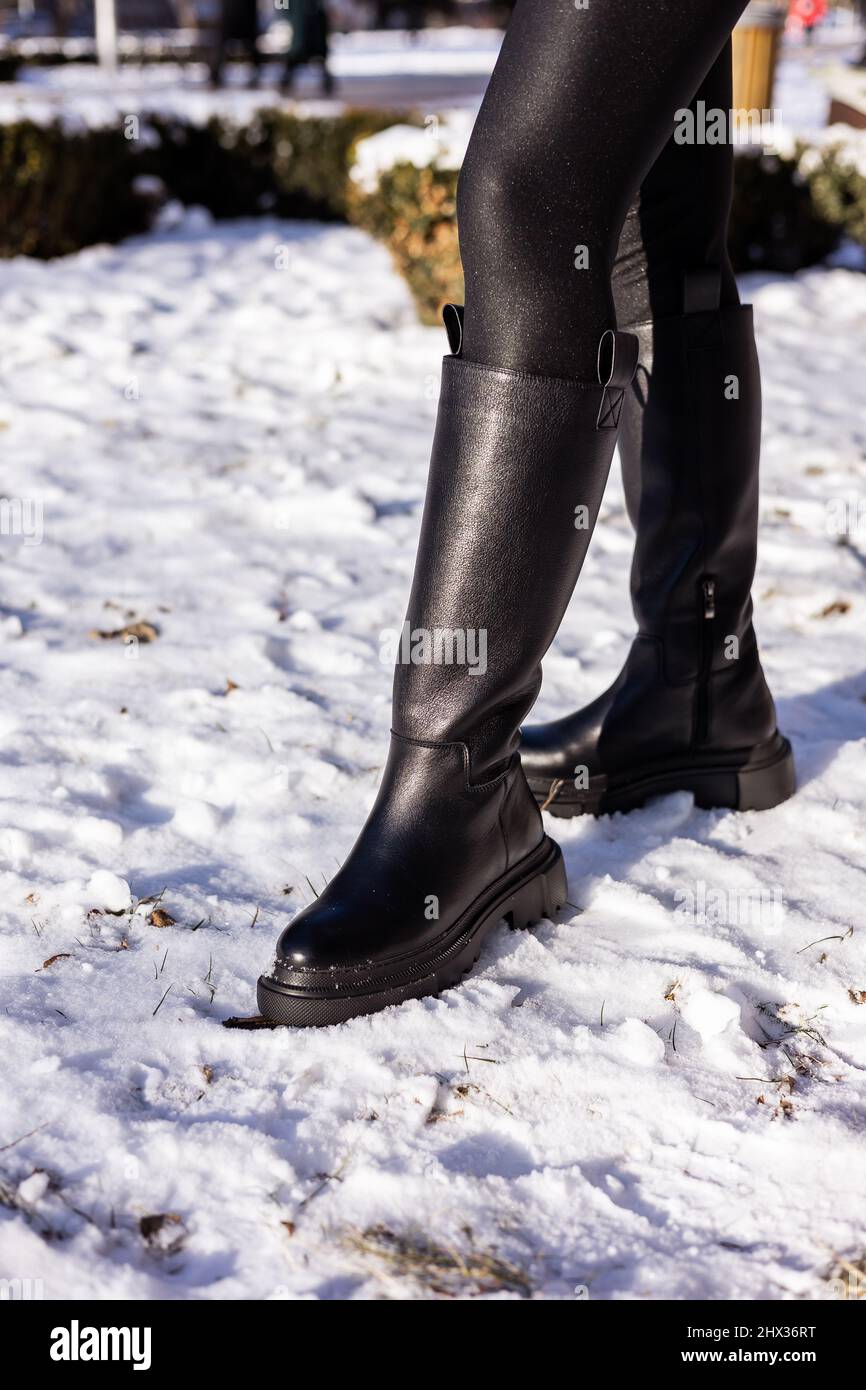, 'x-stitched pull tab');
596,328,639,429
